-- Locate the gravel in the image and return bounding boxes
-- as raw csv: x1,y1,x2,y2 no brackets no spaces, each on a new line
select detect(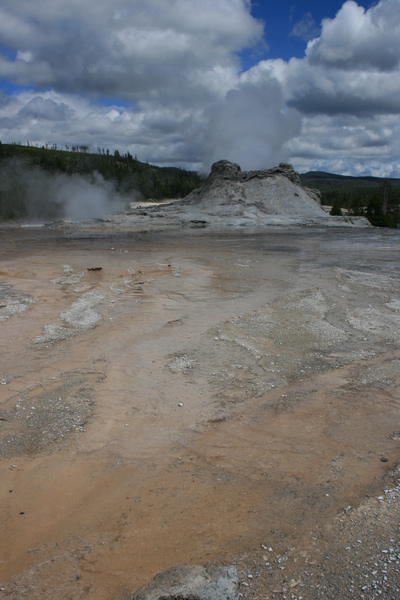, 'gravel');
0,374,98,457
227,466,400,600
